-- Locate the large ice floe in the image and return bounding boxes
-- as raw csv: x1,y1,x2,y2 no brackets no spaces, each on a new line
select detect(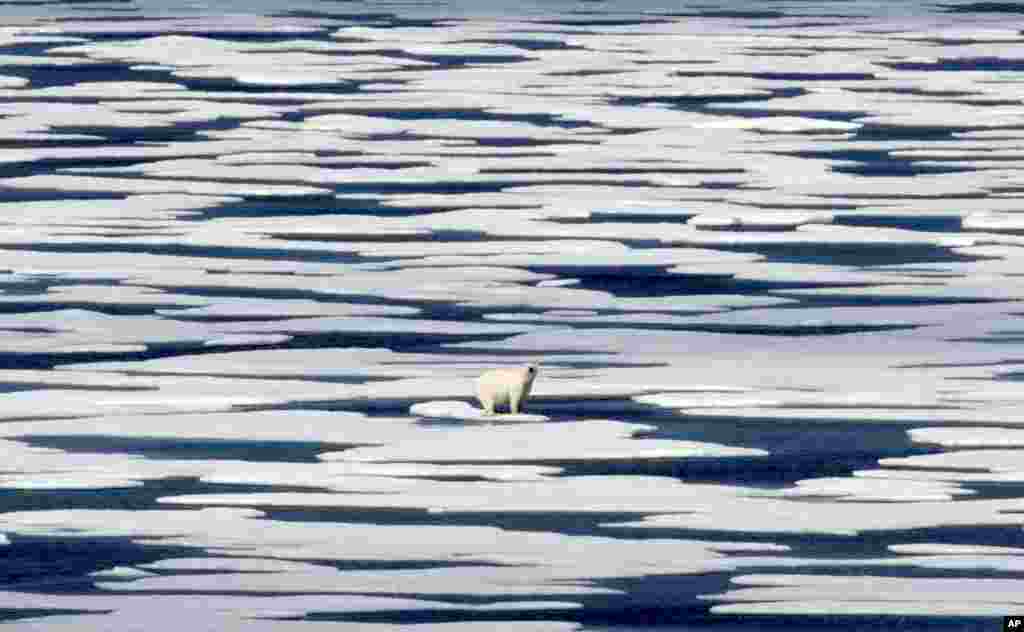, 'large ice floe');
2,1,1024,630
